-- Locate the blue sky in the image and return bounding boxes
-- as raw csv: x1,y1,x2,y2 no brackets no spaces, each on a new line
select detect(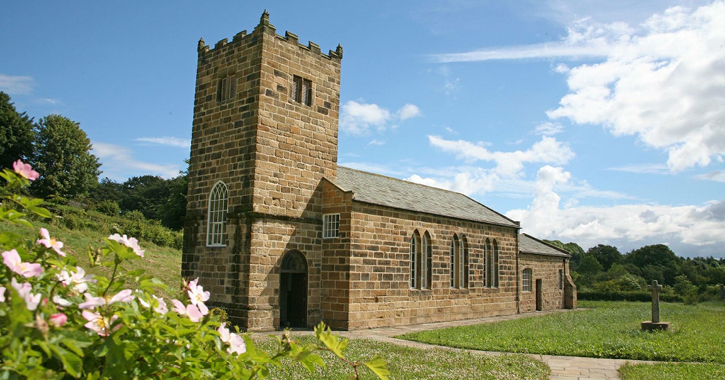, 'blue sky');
2,0,724,257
